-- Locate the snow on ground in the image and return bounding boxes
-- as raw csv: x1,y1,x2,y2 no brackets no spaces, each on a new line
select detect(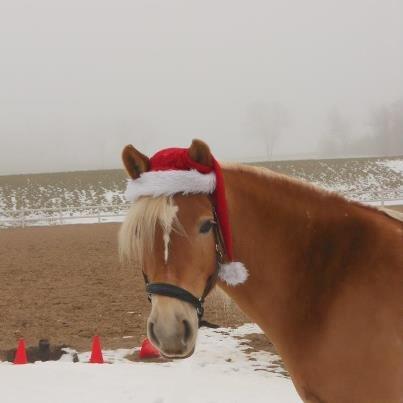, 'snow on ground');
2,193,402,228
376,158,403,174
0,324,301,403
1,157,402,228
